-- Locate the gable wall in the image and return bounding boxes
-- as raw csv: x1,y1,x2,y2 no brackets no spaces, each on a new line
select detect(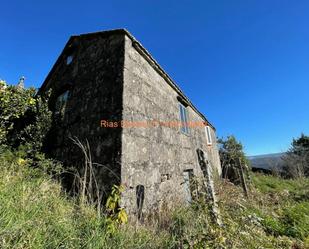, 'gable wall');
41,34,125,197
